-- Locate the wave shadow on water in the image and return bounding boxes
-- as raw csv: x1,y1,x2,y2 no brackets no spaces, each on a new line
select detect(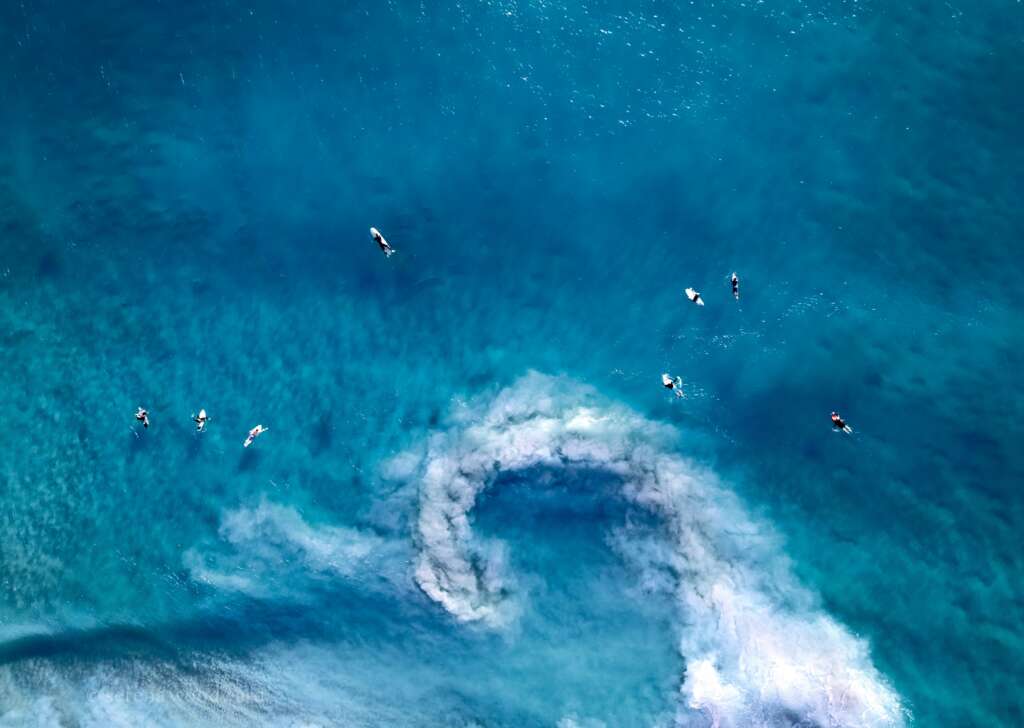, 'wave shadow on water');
236,447,261,472
0,580,428,670
310,411,332,457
